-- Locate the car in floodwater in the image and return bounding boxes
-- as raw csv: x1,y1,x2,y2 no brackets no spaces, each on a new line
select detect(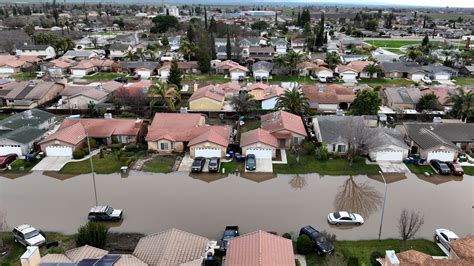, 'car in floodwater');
327,211,364,225
88,206,123,221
